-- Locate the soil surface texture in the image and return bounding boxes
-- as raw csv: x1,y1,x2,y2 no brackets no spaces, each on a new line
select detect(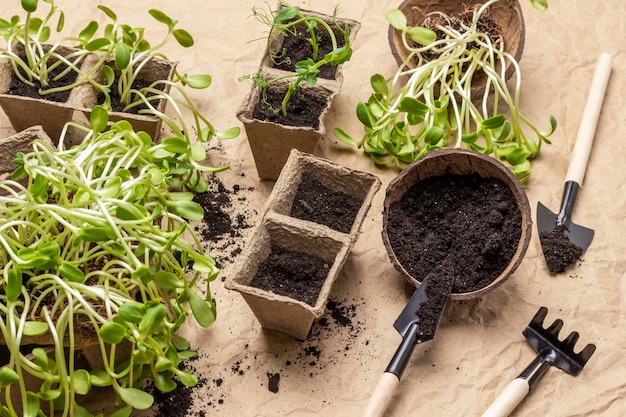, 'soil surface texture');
290,173,362,233
386,173,522,293
539,226,583,273
272,21,346,80
250,246,330,305
7,60,74,102
98,74,165,114
252,84,329,129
